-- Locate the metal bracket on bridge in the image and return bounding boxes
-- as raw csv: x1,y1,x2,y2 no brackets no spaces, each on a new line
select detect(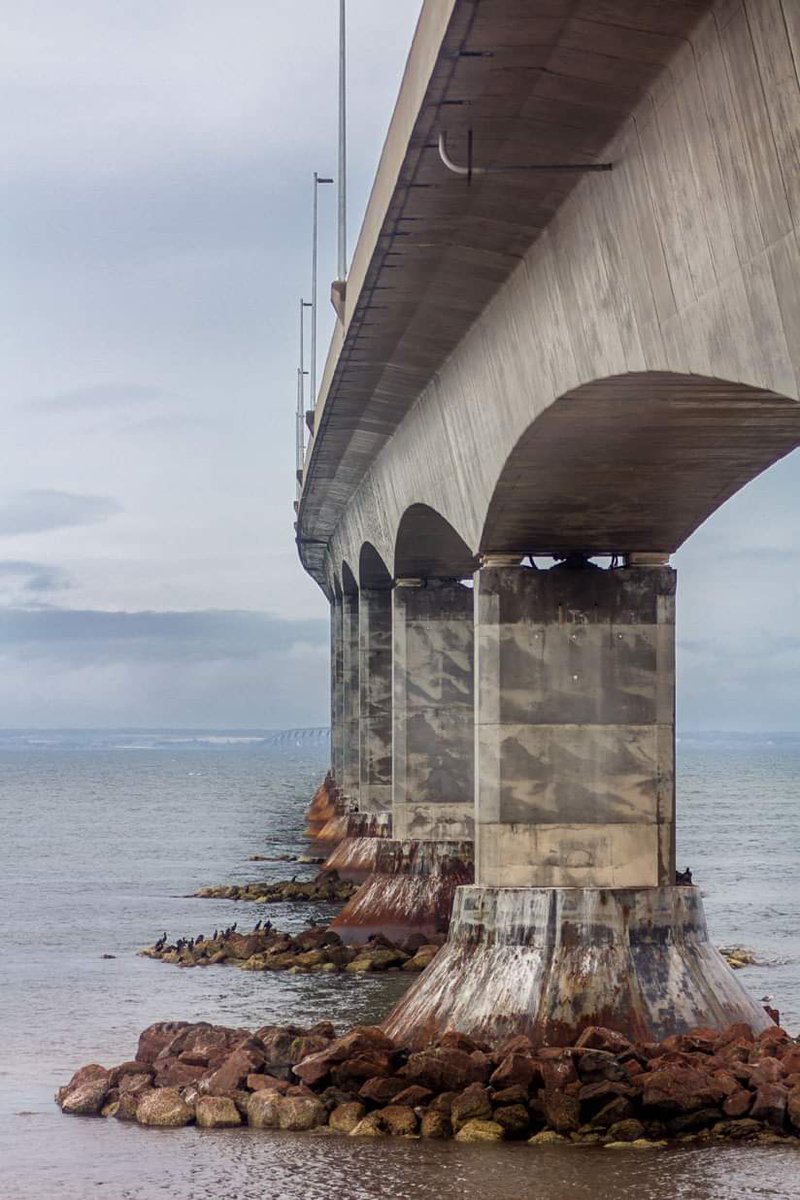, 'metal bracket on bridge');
437,131,613,183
